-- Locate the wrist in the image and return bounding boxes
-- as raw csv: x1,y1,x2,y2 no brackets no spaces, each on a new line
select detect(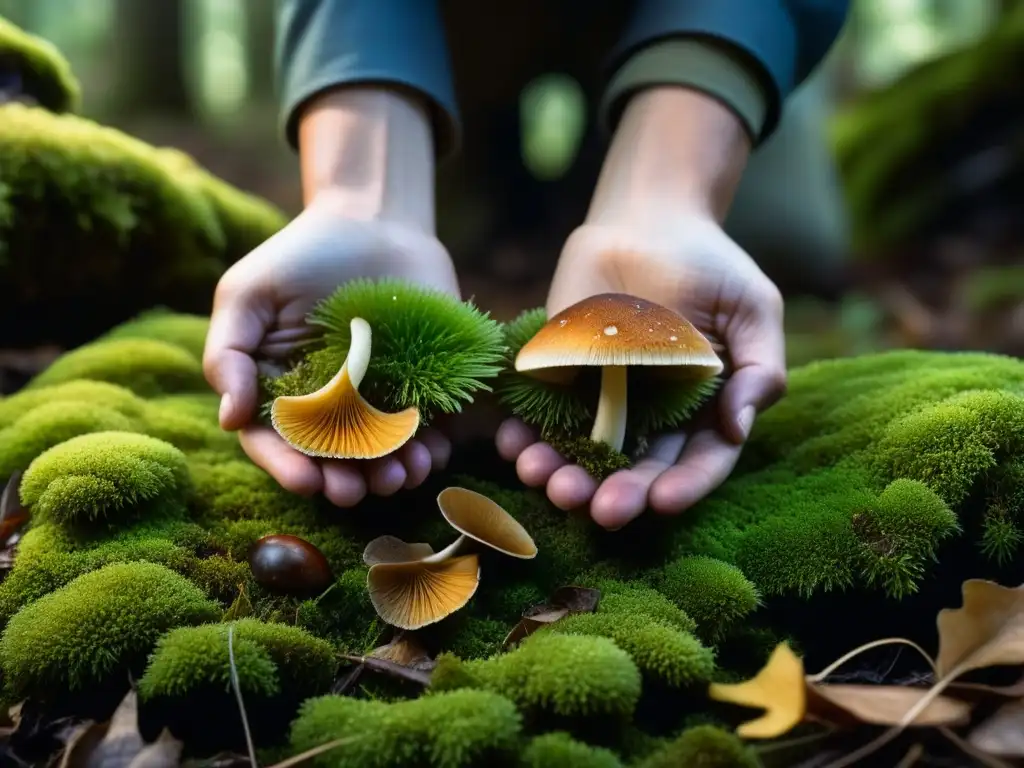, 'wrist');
586,87,751,225
298,85,437,233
